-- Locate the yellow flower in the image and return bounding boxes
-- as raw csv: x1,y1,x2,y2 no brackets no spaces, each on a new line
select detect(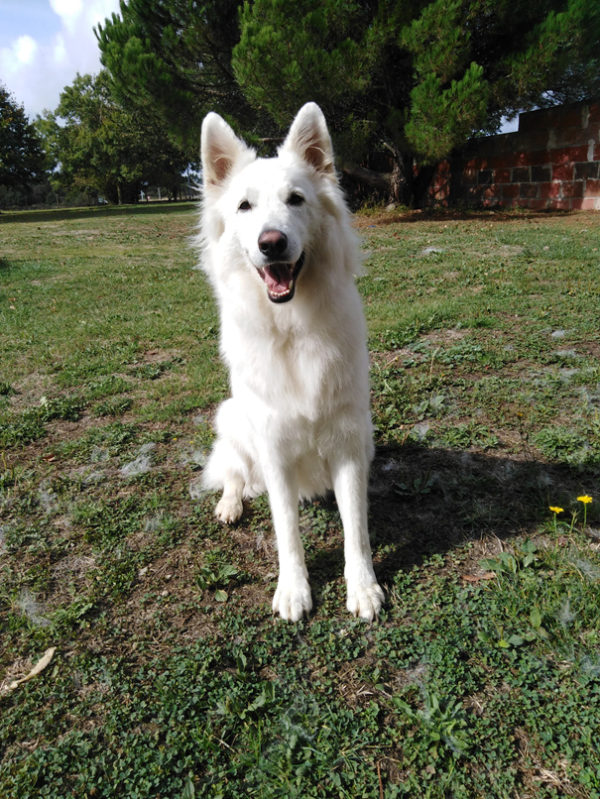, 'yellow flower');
549,506,564,514
577,495,593,504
